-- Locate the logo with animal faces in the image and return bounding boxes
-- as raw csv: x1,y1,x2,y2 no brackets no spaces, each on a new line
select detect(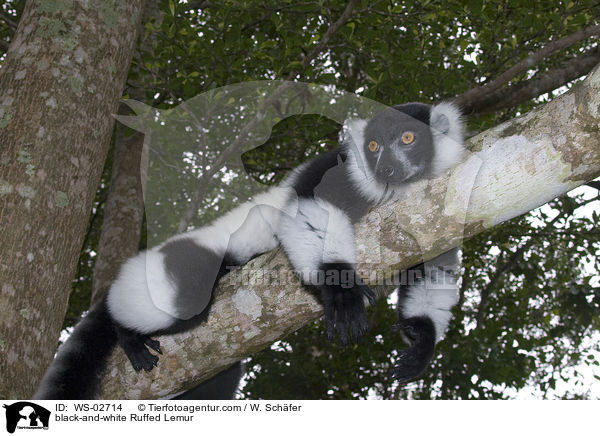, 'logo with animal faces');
2,402,50,433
